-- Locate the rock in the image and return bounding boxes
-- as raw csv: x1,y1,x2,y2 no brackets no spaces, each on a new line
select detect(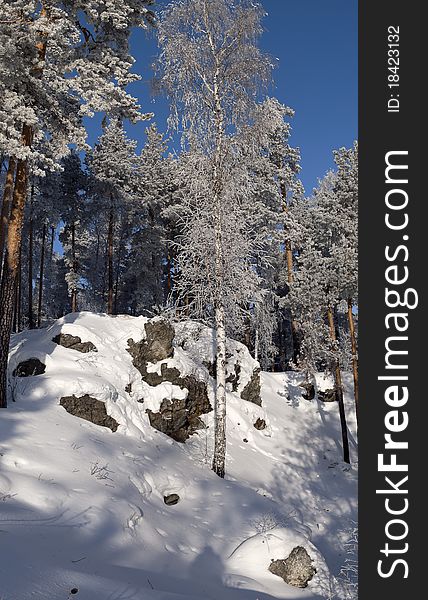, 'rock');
243,438,248,443
60,394,118,432
127,319,174,378
299,381,315,401
318,388,337,402
164,493,180,506
254,418,266,430
268,546,316,588
241,368,262,406
203,360,216,379
53,333,97,353
13,358,45,377
226,363,241,392
146,375,212,442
